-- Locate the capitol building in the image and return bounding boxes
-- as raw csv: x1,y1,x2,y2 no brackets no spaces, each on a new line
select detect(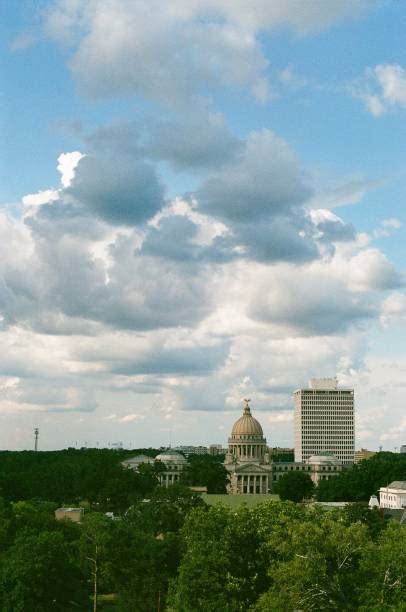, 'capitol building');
225,400,343,494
